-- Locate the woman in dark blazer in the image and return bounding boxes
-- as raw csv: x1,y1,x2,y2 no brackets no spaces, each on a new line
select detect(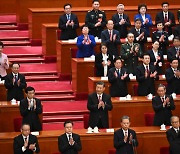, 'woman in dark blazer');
95,43,113,77
147,41,164,75
134,4,153,36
